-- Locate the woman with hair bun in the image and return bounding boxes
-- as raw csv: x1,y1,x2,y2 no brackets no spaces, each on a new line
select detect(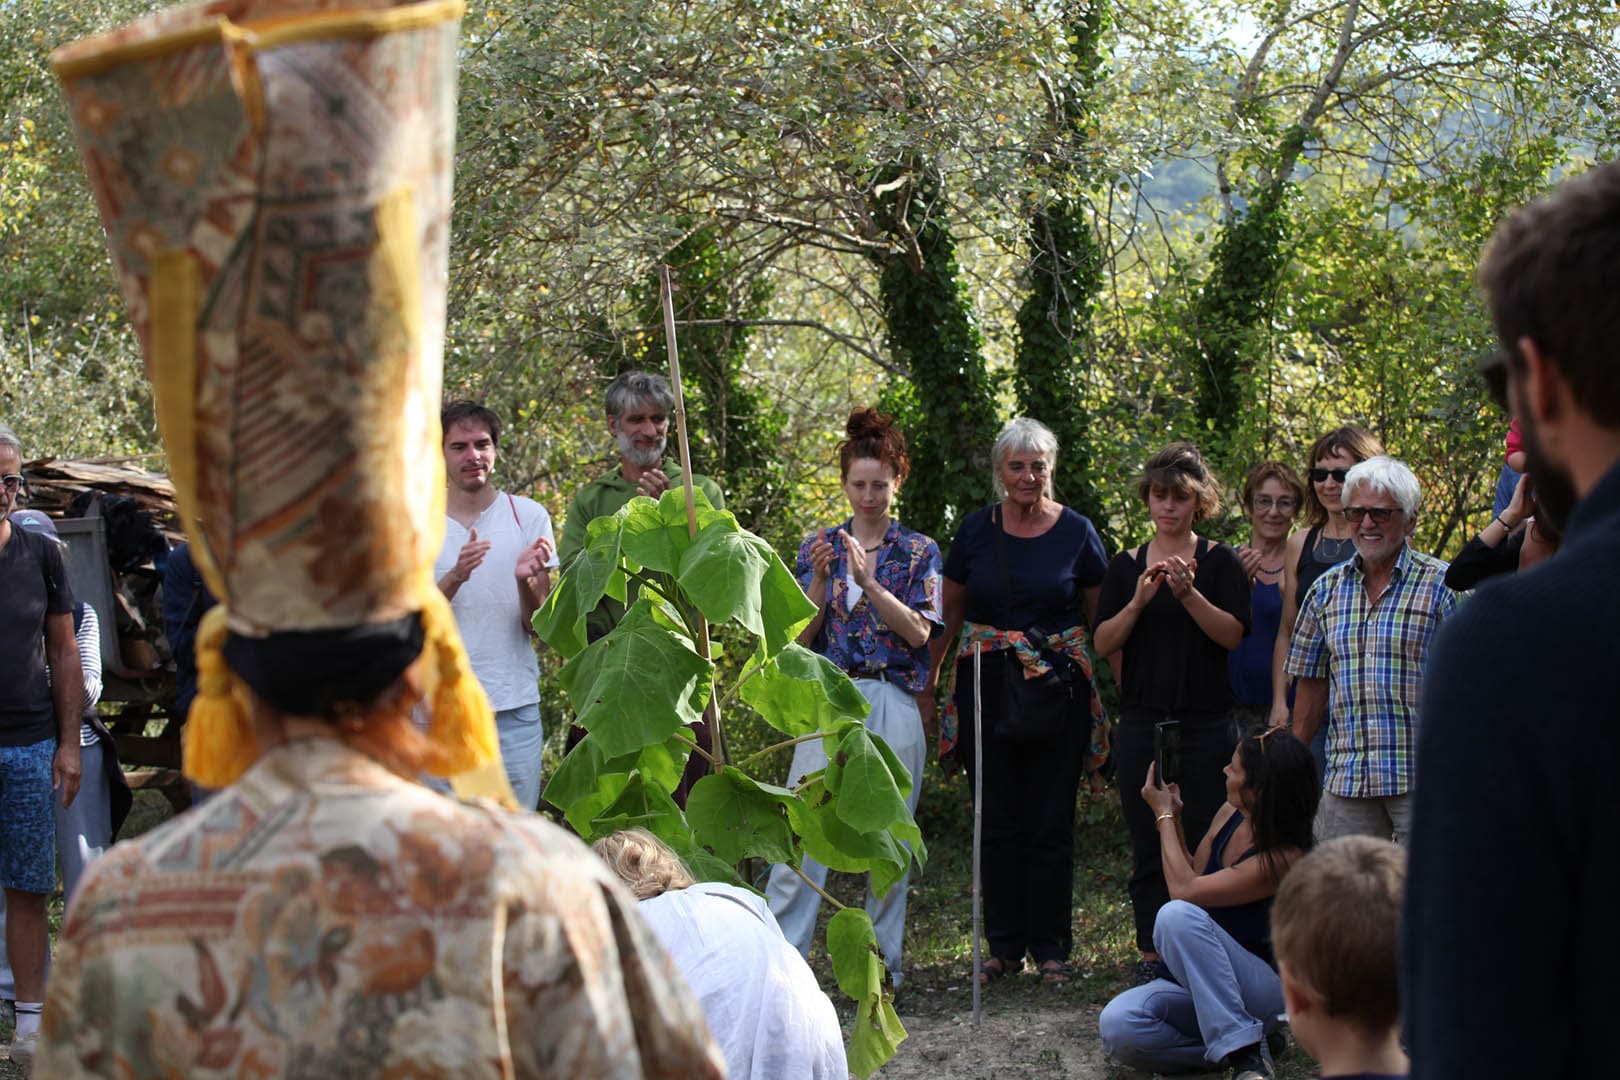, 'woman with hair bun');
764,407,942,990
1093,441,1253,983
